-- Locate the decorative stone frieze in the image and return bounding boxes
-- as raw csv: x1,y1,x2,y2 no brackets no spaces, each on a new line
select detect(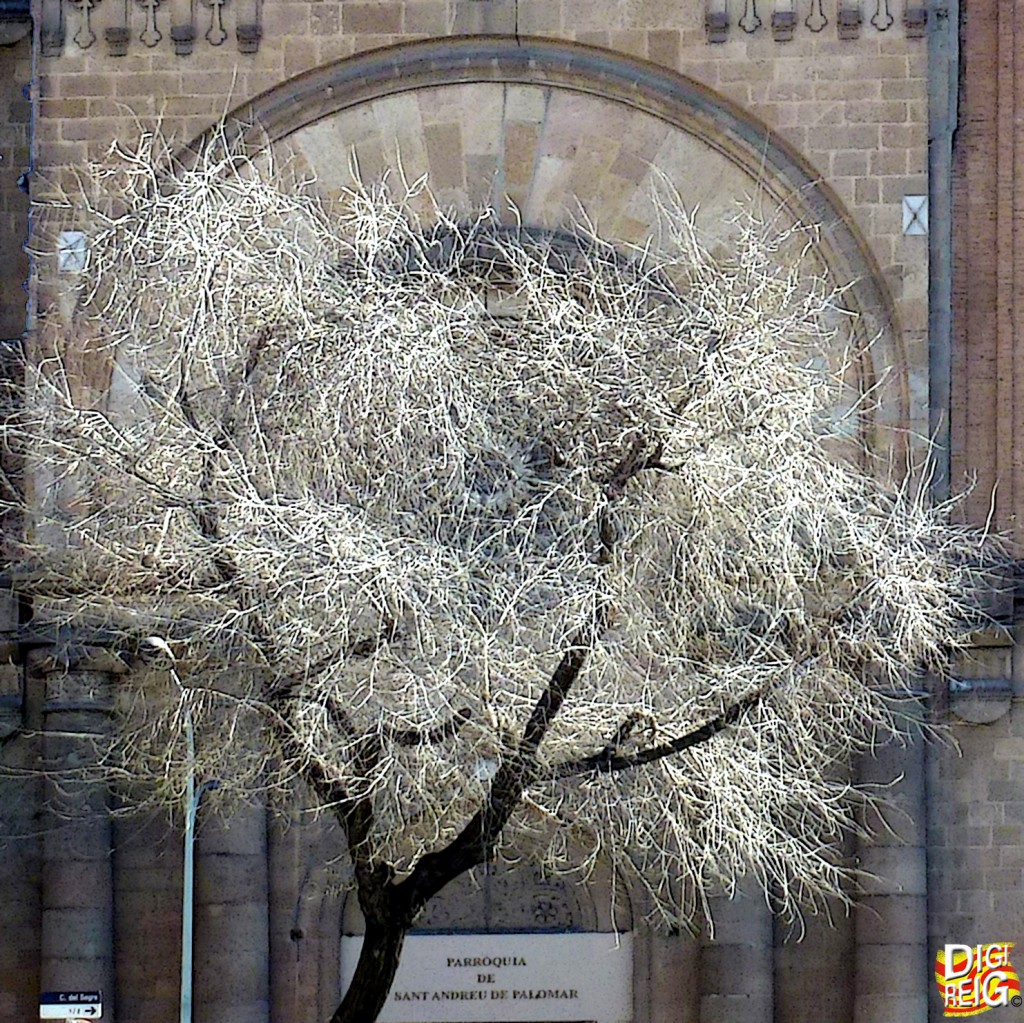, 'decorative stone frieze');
44,0,261,54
